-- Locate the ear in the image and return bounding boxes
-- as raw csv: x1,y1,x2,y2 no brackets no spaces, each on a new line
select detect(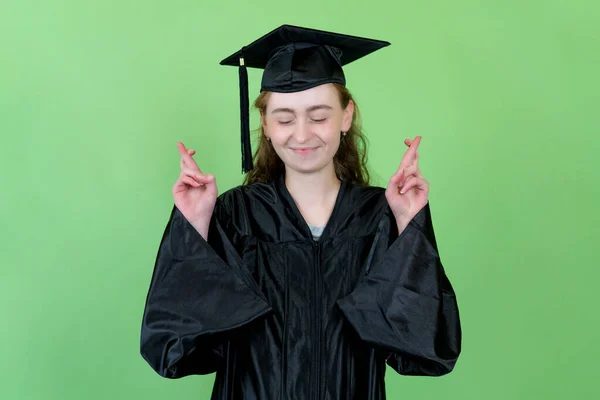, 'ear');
260,110,269,137
342,100,355,133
